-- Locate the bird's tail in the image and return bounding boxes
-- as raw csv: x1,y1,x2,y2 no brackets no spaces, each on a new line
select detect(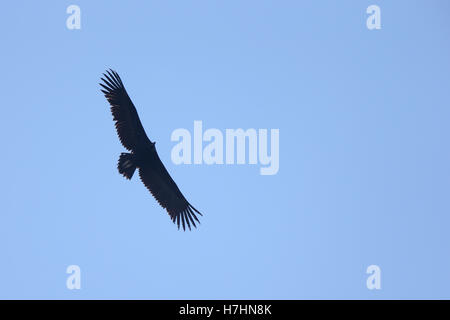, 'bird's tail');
118,153,137,179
